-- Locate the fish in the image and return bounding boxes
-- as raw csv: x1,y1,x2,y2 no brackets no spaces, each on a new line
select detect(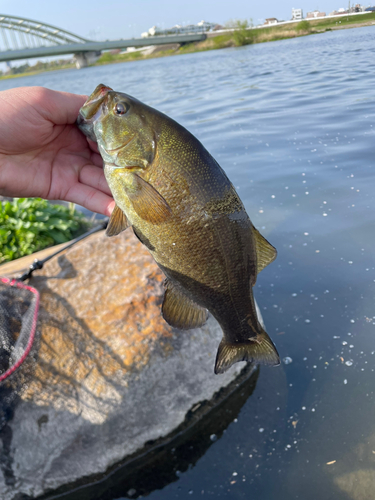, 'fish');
77,84,280,374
